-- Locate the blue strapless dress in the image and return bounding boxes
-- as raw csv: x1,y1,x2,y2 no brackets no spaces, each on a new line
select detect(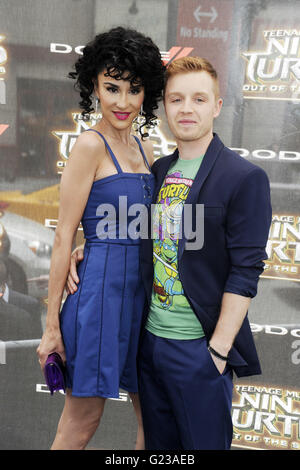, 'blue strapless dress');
59,129,155,397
